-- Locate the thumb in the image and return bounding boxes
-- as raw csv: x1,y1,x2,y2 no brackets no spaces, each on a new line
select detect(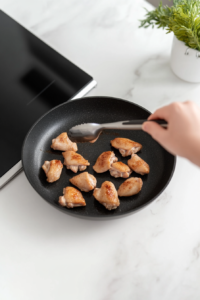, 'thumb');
142,121,167,143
